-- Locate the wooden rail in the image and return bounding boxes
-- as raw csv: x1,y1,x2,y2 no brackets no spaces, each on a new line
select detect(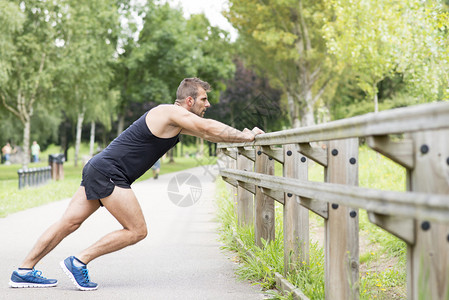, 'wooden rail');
218,101,449,300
